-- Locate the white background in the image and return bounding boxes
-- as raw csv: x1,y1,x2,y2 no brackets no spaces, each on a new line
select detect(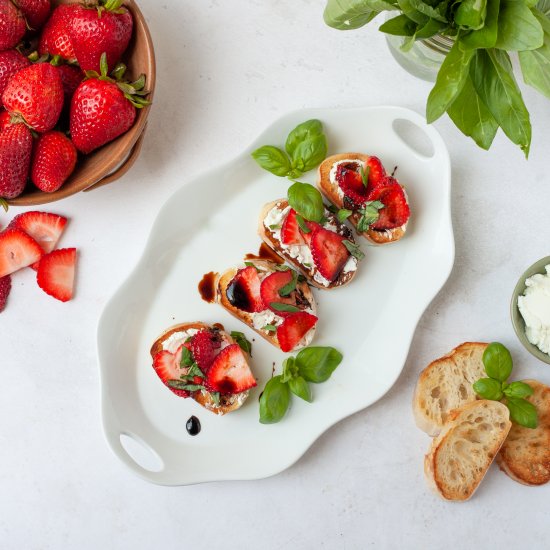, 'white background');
1,0,550,548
